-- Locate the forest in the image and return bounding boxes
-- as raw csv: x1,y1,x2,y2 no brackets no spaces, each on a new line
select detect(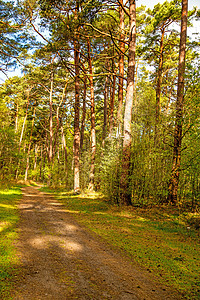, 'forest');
0,0,200,209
